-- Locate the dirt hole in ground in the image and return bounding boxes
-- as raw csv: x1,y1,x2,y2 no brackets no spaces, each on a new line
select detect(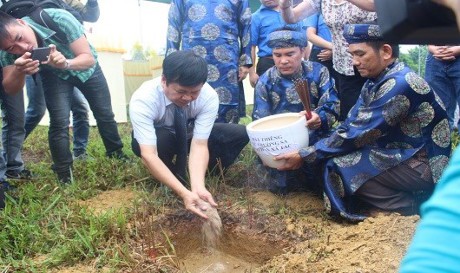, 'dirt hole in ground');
140,209,296,273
